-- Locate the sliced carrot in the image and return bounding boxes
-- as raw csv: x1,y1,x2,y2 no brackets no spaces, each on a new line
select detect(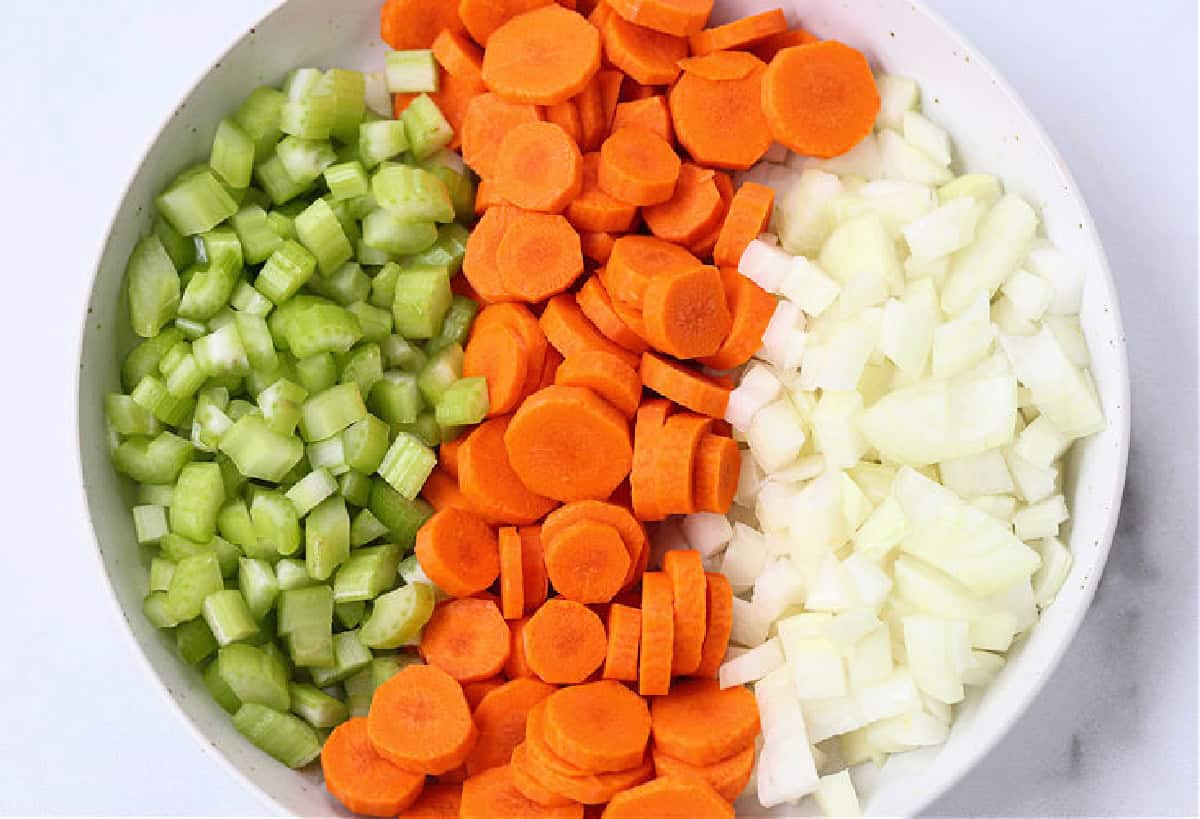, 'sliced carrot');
510,744,578,807
323,717,425,816
495,121,585,213
539,293,641,370
642,265,732,360
415,507,500,597
642,163,724,246
506,616,535,678
522,729,653,805
462,204,522,301
601,13,686,88
424,67,489,152
612,96,673,145
669,50,771,170
499,526,526,619
466,678,558,775
543,680,651,772
694,572,734,678
539,346,565,389
458,416,559,524
580,232,616,264
554,351,642,417
677,49,761,81
761,40,880,158
601,776,733,819
604,234,699,304
382,0,466,50
576,275,648,354
597,69,625,133
433,27,485,82
574,75,608,153
544,518,630,603
541,499,648,588
606,0,714,37
482,5,603,105
422,466,475,513
662,549,706,675
655,412,711,517
421,598,512,682
504,384,634,502
462,93,544,179
519,526,550,612
640,353,731,418
524,700,594,780
474,179,509,216
712,182,774,269
473,302,549,401
629,398,671,522
602,603,641,681
546,100,584,144
558,0,578,8
606,287,649,343
586,0,613,27
440,437,463,477
651,744,753,801
498,212,585,302
459,0,554,46
649,678,760,765
598,127,681,206
523,598,608,684
698,267,775,370
692,434,740,514
464,322,529,416
620,80,662,102
637,572,674,695
748,27,819,62
368,664,478,776
463,677,507,710
400,782,463,818
689,170,734,259
689,8,787,55
566,153,639,234
460,765,584,819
